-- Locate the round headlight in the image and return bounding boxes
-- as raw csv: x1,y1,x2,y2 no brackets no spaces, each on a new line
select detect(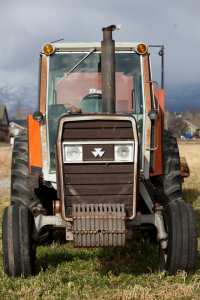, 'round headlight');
117,146,130,159
67,146,80,160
